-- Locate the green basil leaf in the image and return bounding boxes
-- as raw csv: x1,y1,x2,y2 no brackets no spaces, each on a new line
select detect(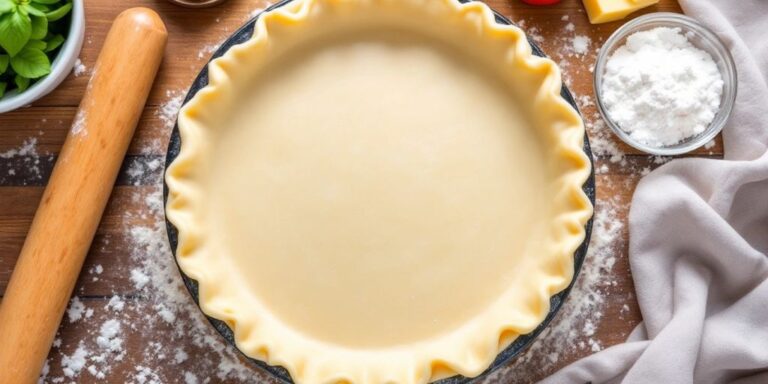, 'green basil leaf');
44,33,63,52
0,54,8,72
0,82,6,98
24,3,46,17
0,11,32,56
0,0,15,15
10,46,50,78
30,3,50,12
45,2,71,22
29,14,46,39
15,75,29,91
33,0,62,4
25,39,46,50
